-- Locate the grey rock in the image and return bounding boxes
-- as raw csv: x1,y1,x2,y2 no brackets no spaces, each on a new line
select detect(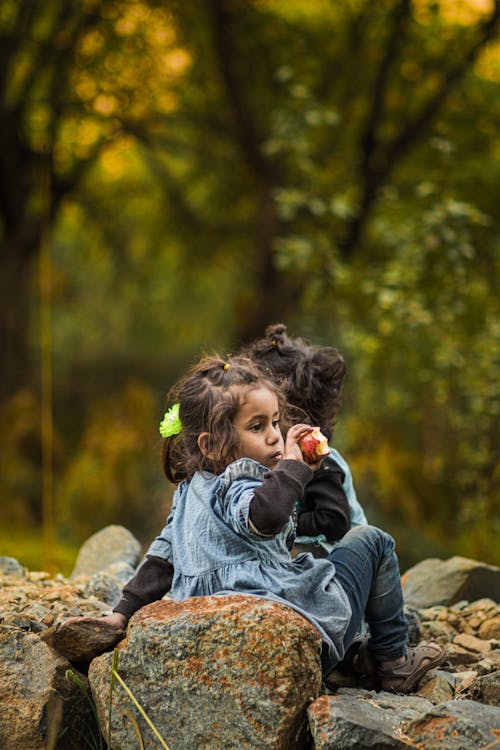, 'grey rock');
0,625,100,749
44,617,125,664
71,525,142,578
477,671,500,706
308,690,432,749
403,699,500,749
417,669,455,703
102,560,138,585
0,556,25,577
308,691,500,750
402,556,500,608
82,571,124,607
89,595,323,750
